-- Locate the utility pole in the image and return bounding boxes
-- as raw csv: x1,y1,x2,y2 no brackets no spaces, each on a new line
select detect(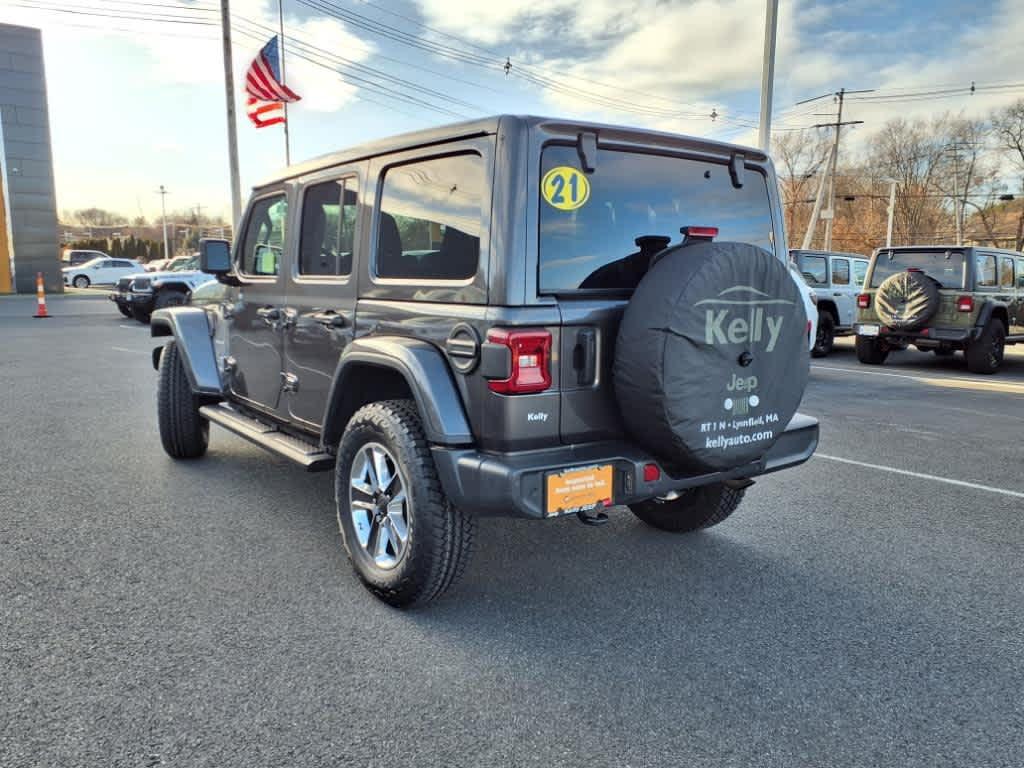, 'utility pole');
950,145,962,245
801,143,835,250
277,0,291,166
757,0,779,151
884,178,898,248
220,0,242,229
157,185,170,259
804,87,869,250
